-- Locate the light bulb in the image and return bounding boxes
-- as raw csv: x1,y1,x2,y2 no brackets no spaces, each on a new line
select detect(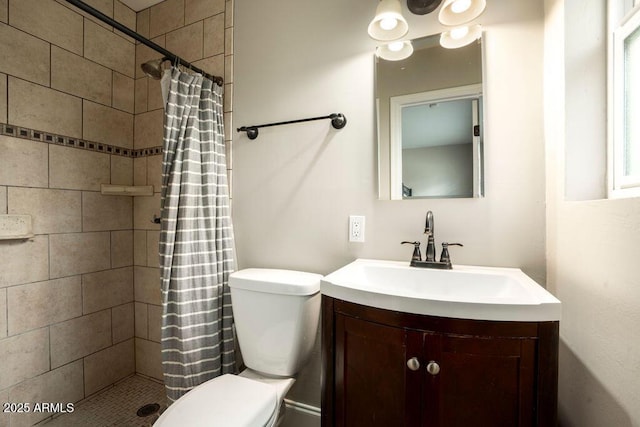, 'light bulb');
376,40,413,60
379,17,398,31
451,0,472,13
450,26,469,40
440,24,481,49
388,41,404,52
